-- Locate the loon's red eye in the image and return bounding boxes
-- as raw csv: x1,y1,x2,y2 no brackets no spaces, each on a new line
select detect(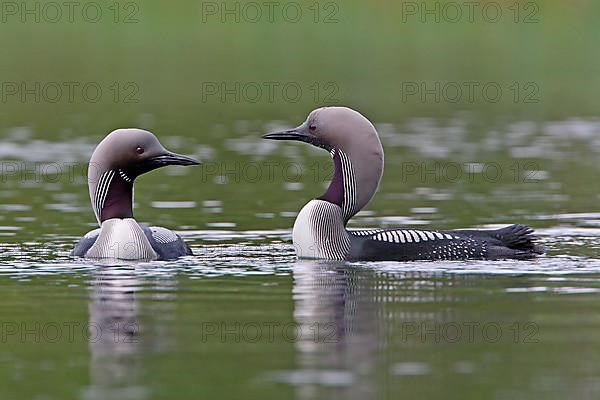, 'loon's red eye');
136,146,144,154
309,124,317,131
